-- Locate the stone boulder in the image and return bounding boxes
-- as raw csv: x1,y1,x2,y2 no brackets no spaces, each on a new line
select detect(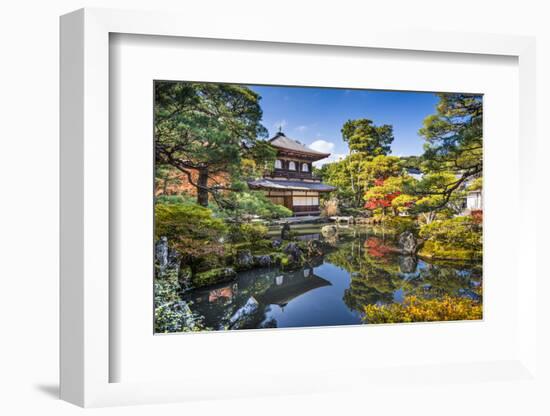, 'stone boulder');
398,255,418,274
398,231,418,255
272,239,282,249
155,236,181,278
254,255,272,267
281,223,291,240
321,225,338,237
236,249,254,270
283,242,303,263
